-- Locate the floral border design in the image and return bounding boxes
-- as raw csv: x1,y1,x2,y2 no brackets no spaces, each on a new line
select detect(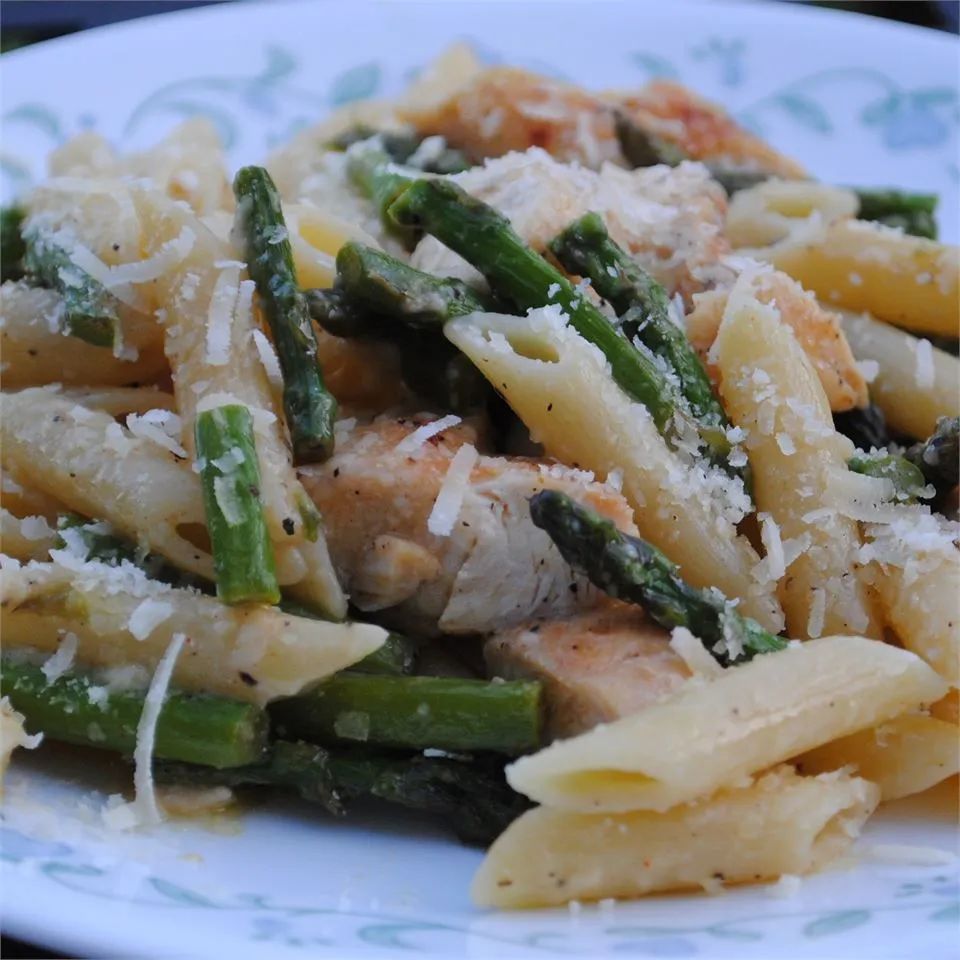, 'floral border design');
3,825,957,956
